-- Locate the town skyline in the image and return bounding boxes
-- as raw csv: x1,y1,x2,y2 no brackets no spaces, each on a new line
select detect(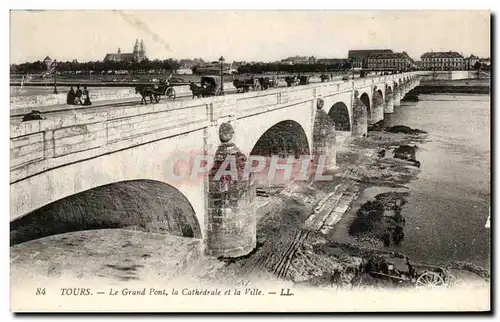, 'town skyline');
10,10,490,64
